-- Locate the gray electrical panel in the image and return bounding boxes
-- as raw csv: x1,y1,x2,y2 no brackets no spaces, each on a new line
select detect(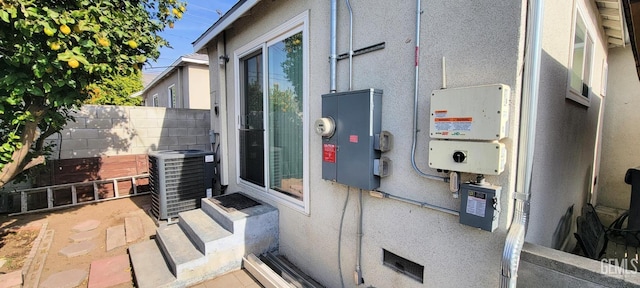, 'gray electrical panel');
459,183,501,232
321,89,383,190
